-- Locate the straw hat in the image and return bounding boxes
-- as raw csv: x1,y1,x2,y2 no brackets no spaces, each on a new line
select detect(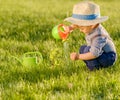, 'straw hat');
64,1,108,26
